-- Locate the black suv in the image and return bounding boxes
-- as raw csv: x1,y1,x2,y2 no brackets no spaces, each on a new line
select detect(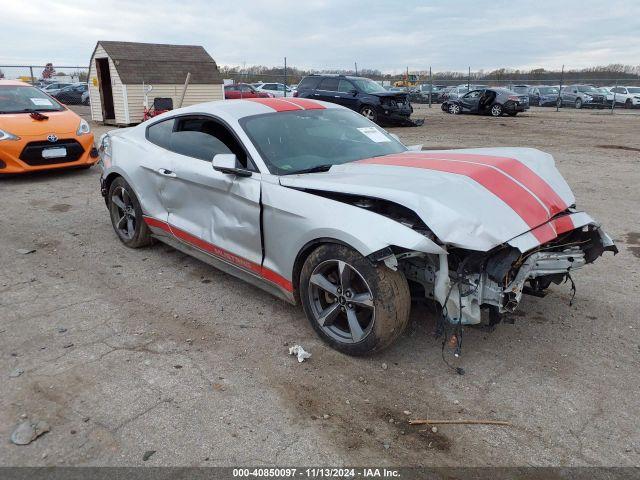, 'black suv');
295,74,415,125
